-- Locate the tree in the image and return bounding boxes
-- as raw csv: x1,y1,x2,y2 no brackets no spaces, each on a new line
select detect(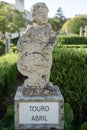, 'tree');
9,9,26,36
55,7,65,19
0,1,11,37
48,18,59,33
61,19,71,34
0,1,26,54
0,1,25,38
55,7,66,30
62,16,87,34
